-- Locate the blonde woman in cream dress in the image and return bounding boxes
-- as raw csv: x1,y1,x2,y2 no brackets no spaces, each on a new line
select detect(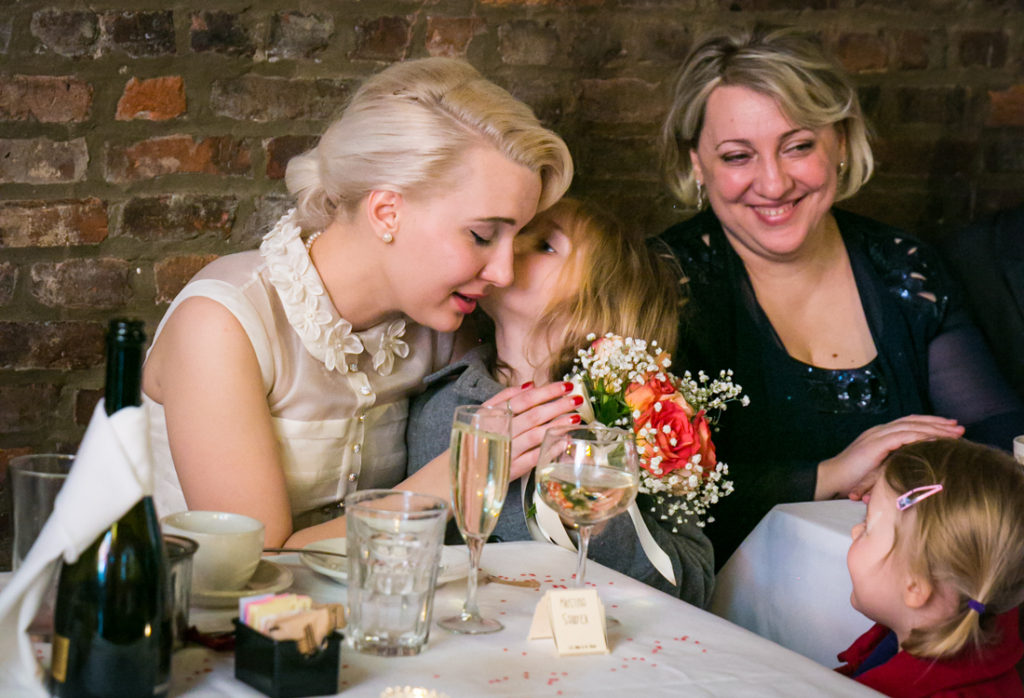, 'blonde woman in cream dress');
143,58,578,549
